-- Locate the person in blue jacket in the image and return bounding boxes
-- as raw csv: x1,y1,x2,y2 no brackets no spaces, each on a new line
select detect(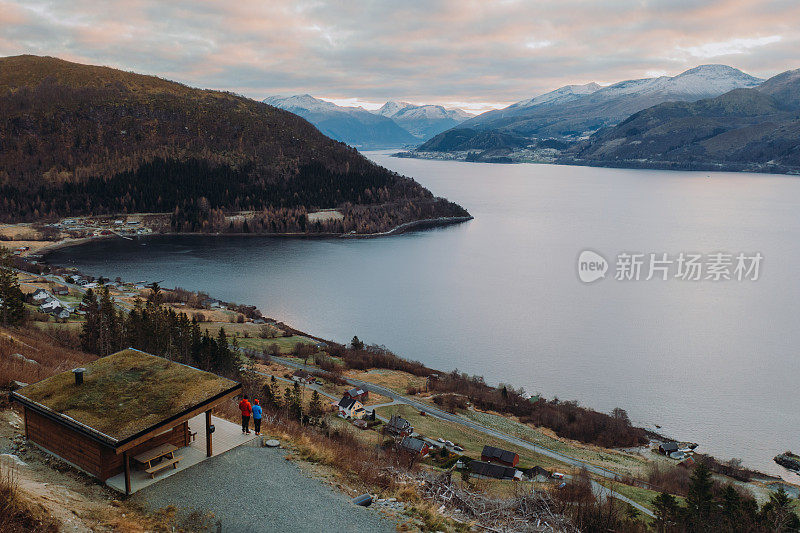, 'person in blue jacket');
251,399,263,435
